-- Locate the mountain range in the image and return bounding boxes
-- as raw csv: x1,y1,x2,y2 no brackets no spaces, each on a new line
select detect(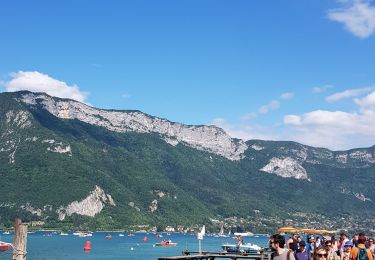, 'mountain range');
0,91,374,231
